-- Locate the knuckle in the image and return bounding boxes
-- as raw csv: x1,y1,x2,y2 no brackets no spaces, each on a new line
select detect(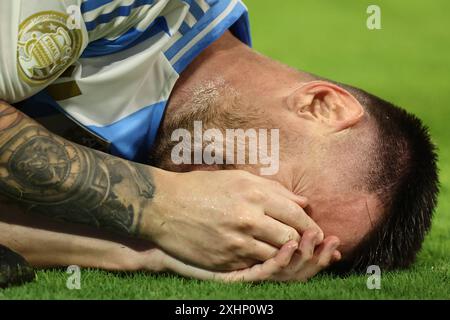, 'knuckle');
244,188,265,202
285,229,300,243
303,229,318,241
316,231,325,243
234,237,247,250
227,236,247,252
328,236,340,245
237,216,253,231
229,204,253,222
